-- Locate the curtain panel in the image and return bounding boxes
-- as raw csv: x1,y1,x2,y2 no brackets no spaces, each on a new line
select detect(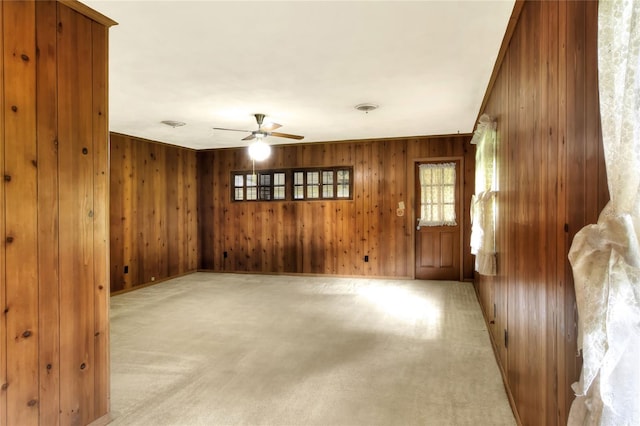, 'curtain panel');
568,1,640,425
470,114,497,276
418,162,457,227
